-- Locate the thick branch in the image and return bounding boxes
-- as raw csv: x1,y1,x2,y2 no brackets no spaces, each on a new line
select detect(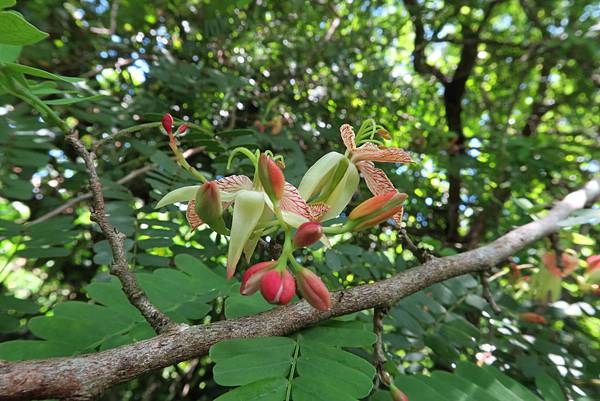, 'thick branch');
65,132,177,335
405,0,449,84
0,176,598,401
